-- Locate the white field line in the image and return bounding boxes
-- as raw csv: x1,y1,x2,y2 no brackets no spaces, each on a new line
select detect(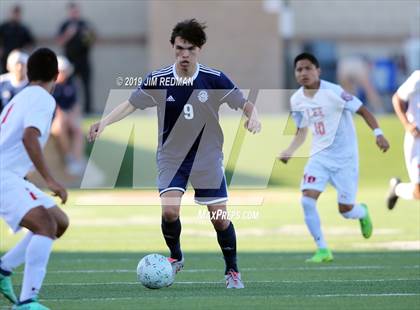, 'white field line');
39,278,420,286
40,293,420,303
21,265,419,274
51,253,420,263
